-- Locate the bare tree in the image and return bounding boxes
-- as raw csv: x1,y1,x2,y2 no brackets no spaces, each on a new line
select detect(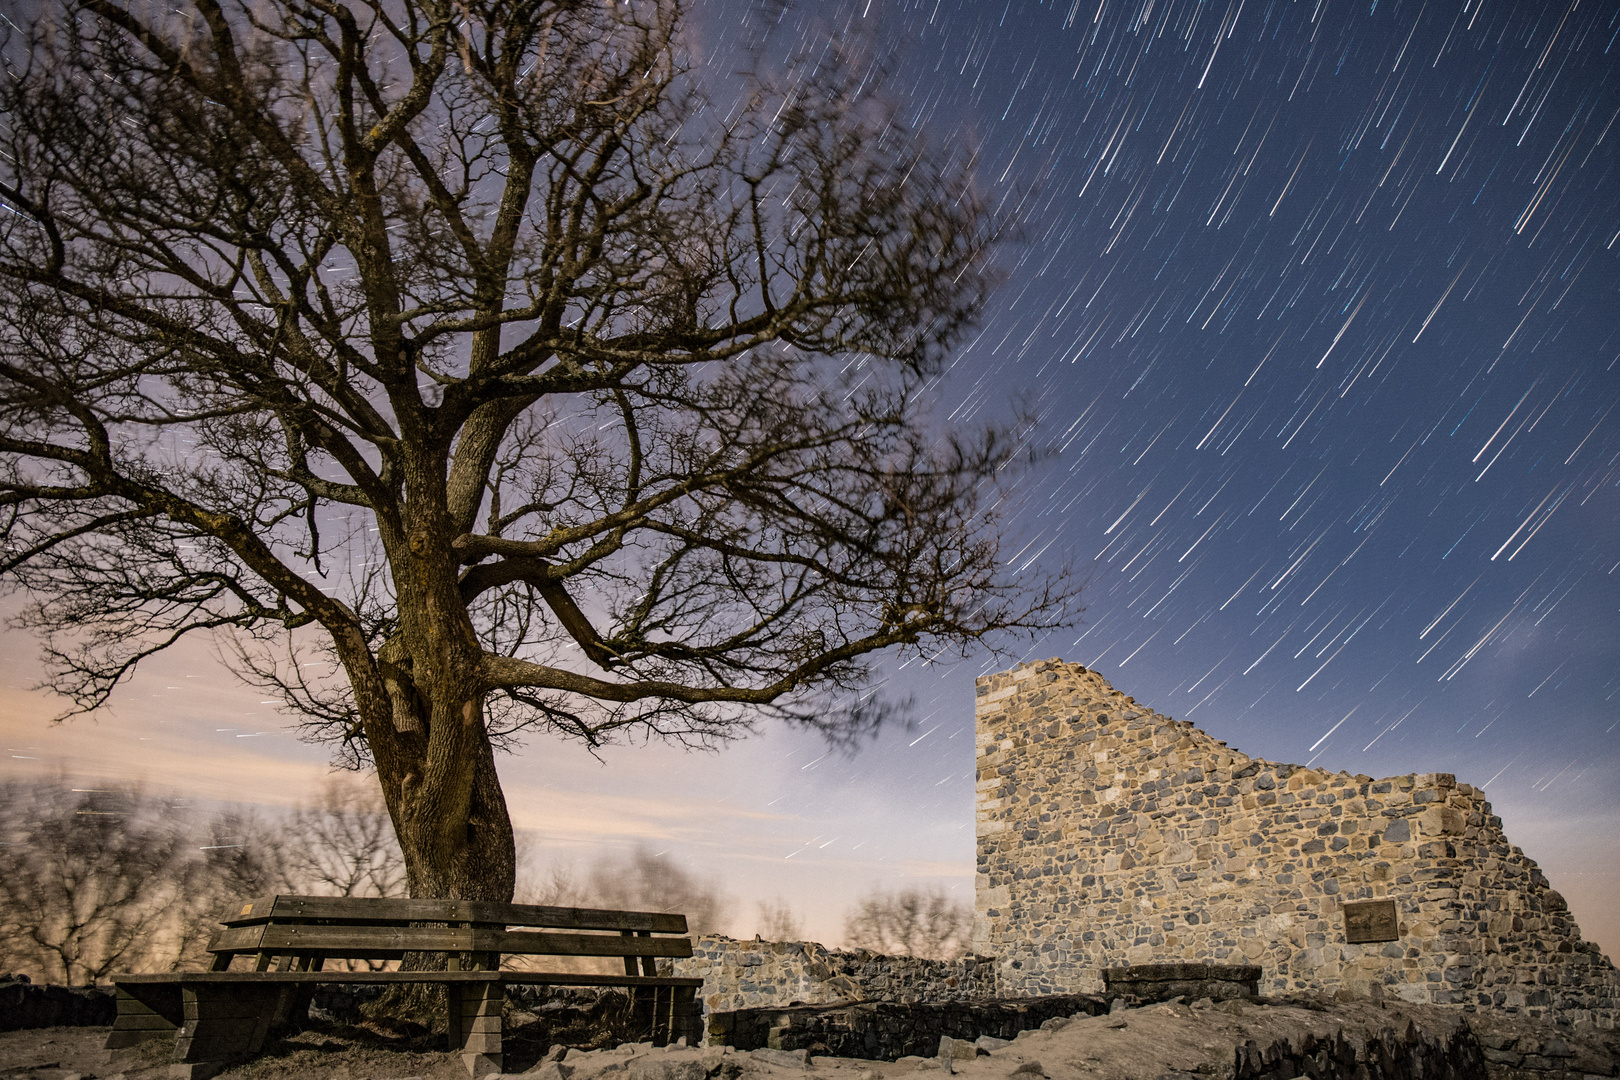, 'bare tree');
575,845,734,937
0,782,196,984
754,897,802,941
195,810,297,900
520,846,731,928
169,808,300,970
168,779,404,973
0,0,1077,904
511,845,730,975
842,886,970,961
285,775,406,898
